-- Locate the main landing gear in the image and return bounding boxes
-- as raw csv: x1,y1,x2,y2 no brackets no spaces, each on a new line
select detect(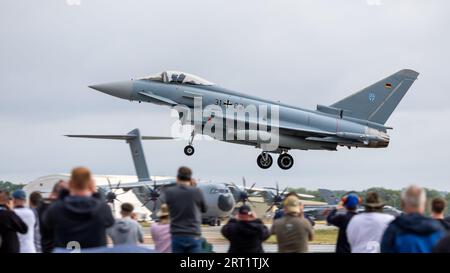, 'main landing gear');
184,130,195,156
277,153,294,170
257,153,273,169
257,152,294,170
